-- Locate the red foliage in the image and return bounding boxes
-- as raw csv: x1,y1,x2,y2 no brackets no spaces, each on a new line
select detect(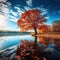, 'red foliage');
38,25,48,29
16,40,47,60
17,9,47,32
